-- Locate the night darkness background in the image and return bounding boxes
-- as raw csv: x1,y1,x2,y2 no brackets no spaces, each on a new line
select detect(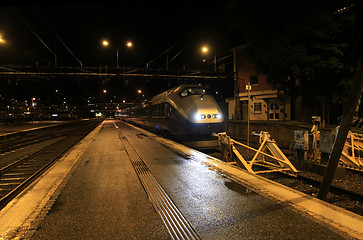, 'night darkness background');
0,1,243,106
0,1,360,119
0,2,242,68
